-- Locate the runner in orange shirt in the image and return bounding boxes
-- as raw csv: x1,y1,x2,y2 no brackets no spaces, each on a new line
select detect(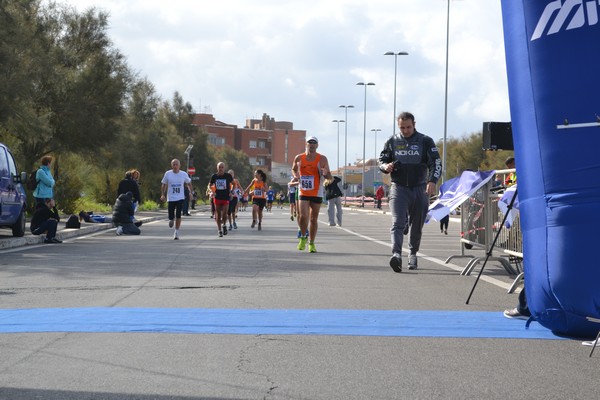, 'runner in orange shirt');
244,169,268,231
291,136,332,253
